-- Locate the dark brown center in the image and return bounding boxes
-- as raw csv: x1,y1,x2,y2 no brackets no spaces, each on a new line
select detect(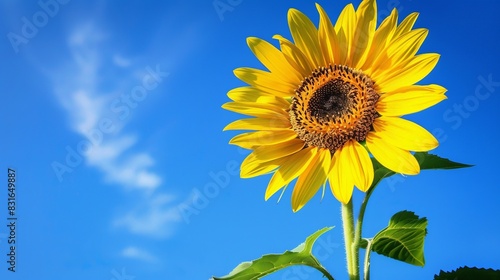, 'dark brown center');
289,65,379,153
